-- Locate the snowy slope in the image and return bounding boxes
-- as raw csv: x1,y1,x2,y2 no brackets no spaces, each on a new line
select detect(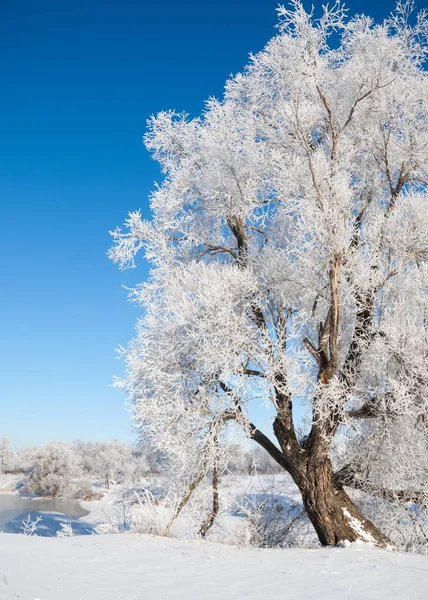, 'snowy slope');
0,533,427,600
